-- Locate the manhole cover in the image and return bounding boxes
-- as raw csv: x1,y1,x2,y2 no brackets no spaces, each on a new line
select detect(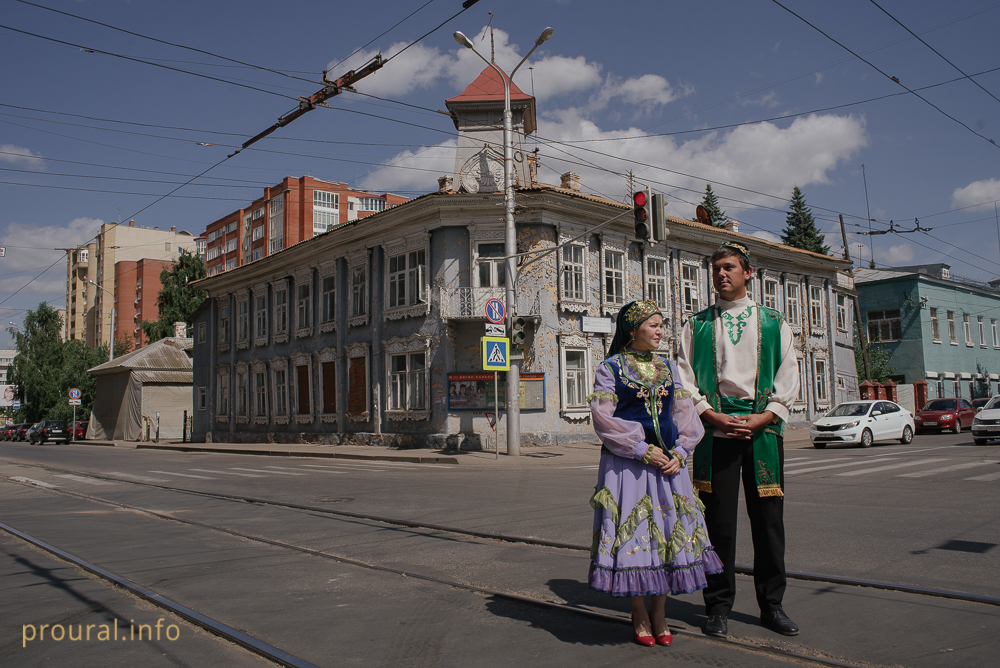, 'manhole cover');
935,540,996,554
311,497,354,504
